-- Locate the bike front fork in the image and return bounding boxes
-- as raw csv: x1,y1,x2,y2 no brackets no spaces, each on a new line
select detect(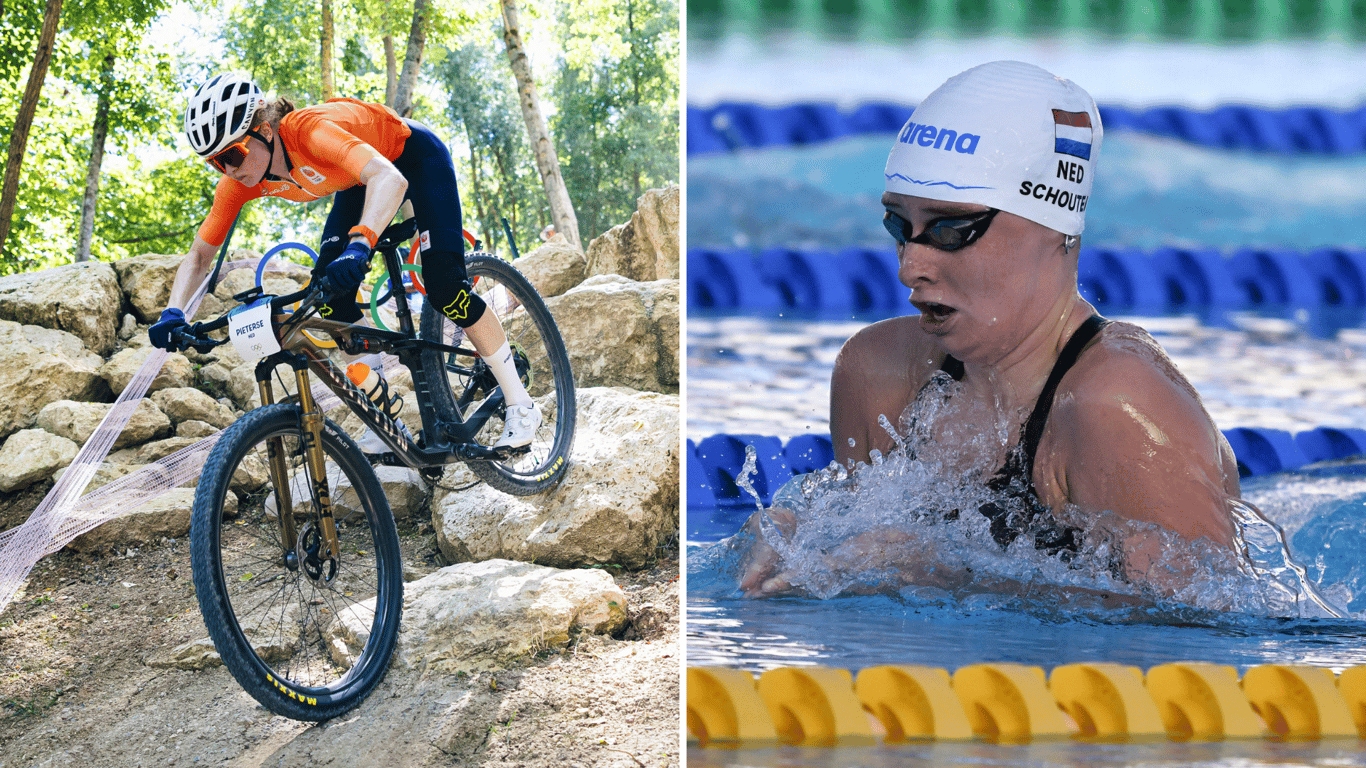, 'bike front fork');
258,370,343,574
